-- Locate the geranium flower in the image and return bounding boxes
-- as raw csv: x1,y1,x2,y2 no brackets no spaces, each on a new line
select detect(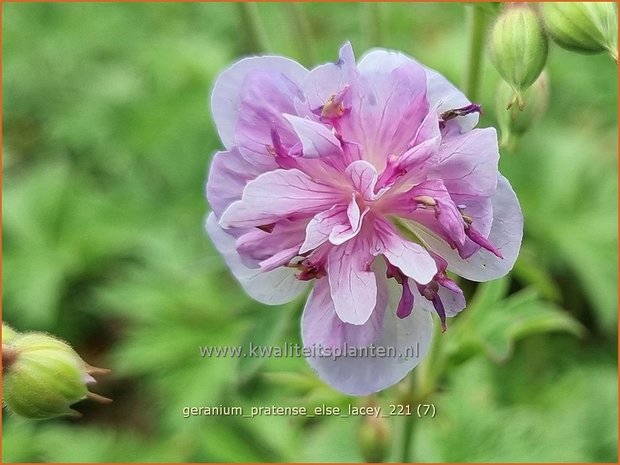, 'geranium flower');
205,43,523,396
